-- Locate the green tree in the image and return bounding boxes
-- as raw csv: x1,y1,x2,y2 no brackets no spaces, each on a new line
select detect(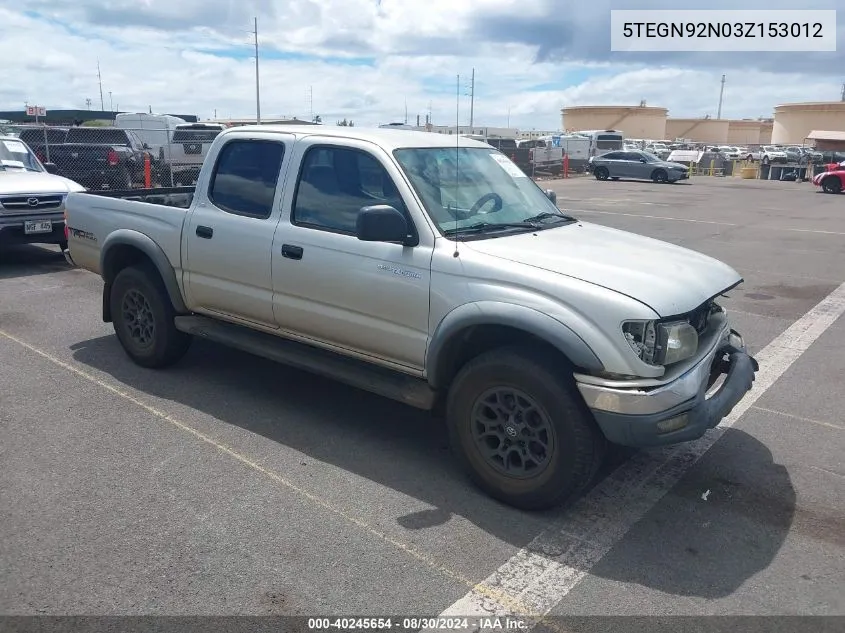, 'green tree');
337,118,354,126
